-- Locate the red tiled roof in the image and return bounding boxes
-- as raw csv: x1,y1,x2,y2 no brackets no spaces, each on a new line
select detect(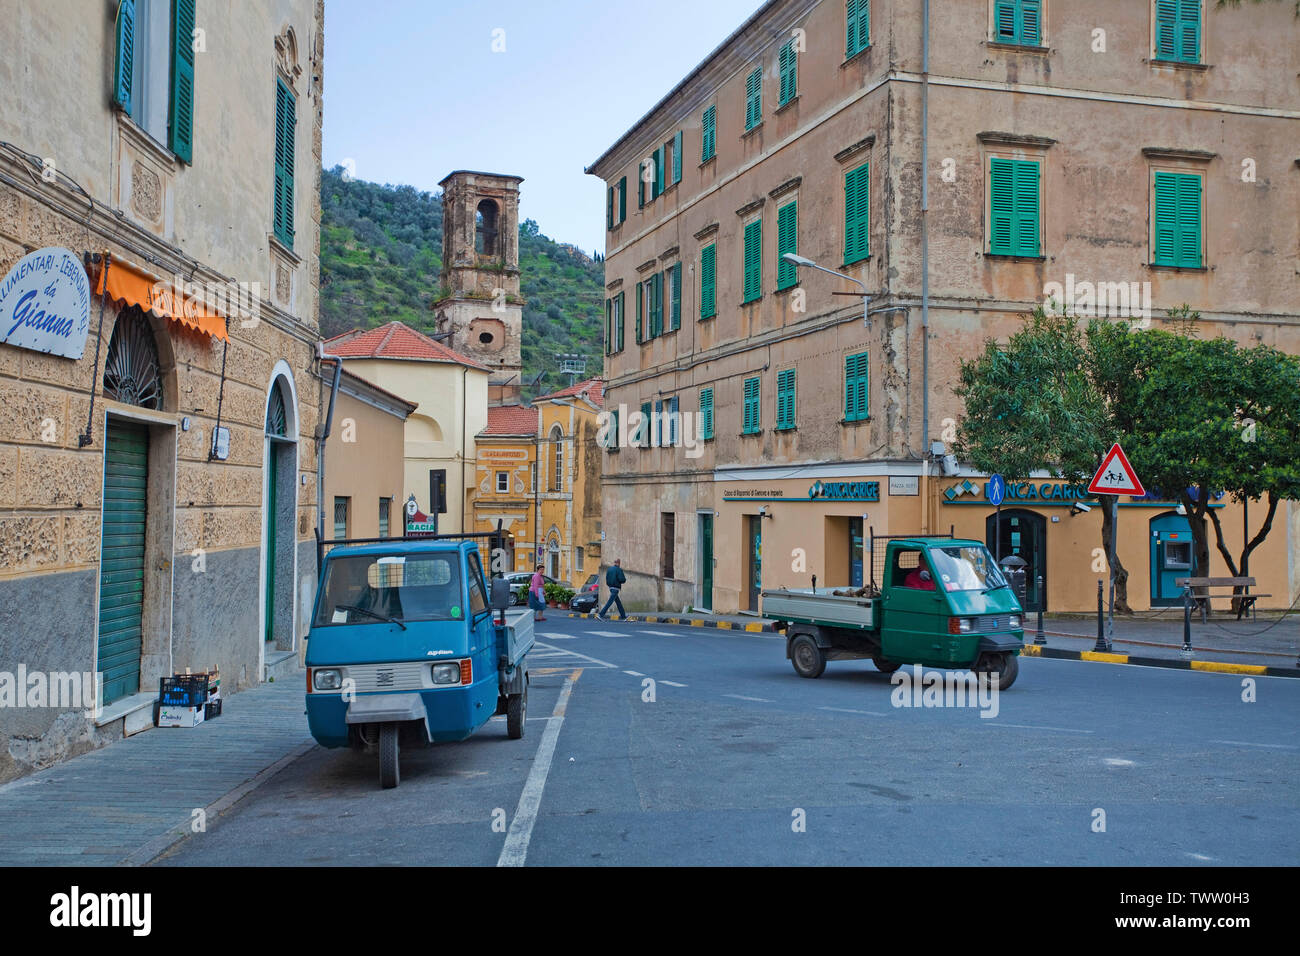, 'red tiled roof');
534,377,605,408
323,322,488,369
480,404,538,437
